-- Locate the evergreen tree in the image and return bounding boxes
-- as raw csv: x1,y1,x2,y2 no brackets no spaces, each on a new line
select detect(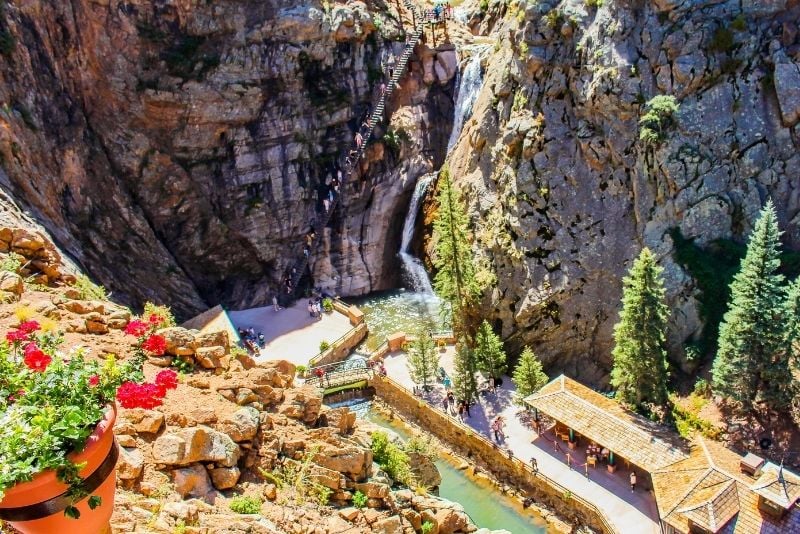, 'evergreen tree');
712,200,794,410
475,320,507,379
432,166,484,341
610,247,670,407
452,339,478,405
406,330,439,389
512,347,548,402
786,278,800,370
